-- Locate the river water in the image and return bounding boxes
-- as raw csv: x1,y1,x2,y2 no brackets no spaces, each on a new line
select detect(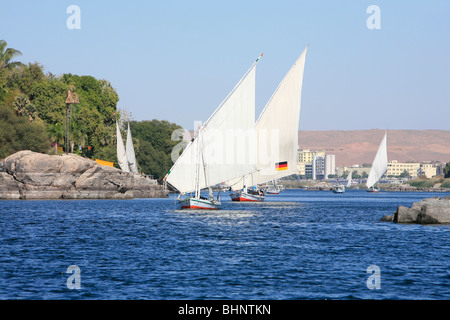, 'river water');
0,189,449,300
